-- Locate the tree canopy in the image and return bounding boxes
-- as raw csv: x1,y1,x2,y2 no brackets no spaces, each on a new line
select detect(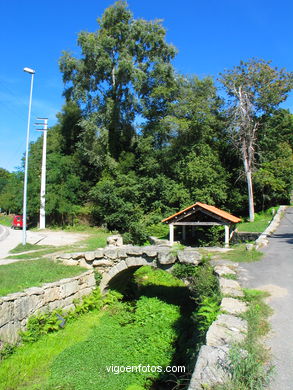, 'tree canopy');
1,3,292,243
